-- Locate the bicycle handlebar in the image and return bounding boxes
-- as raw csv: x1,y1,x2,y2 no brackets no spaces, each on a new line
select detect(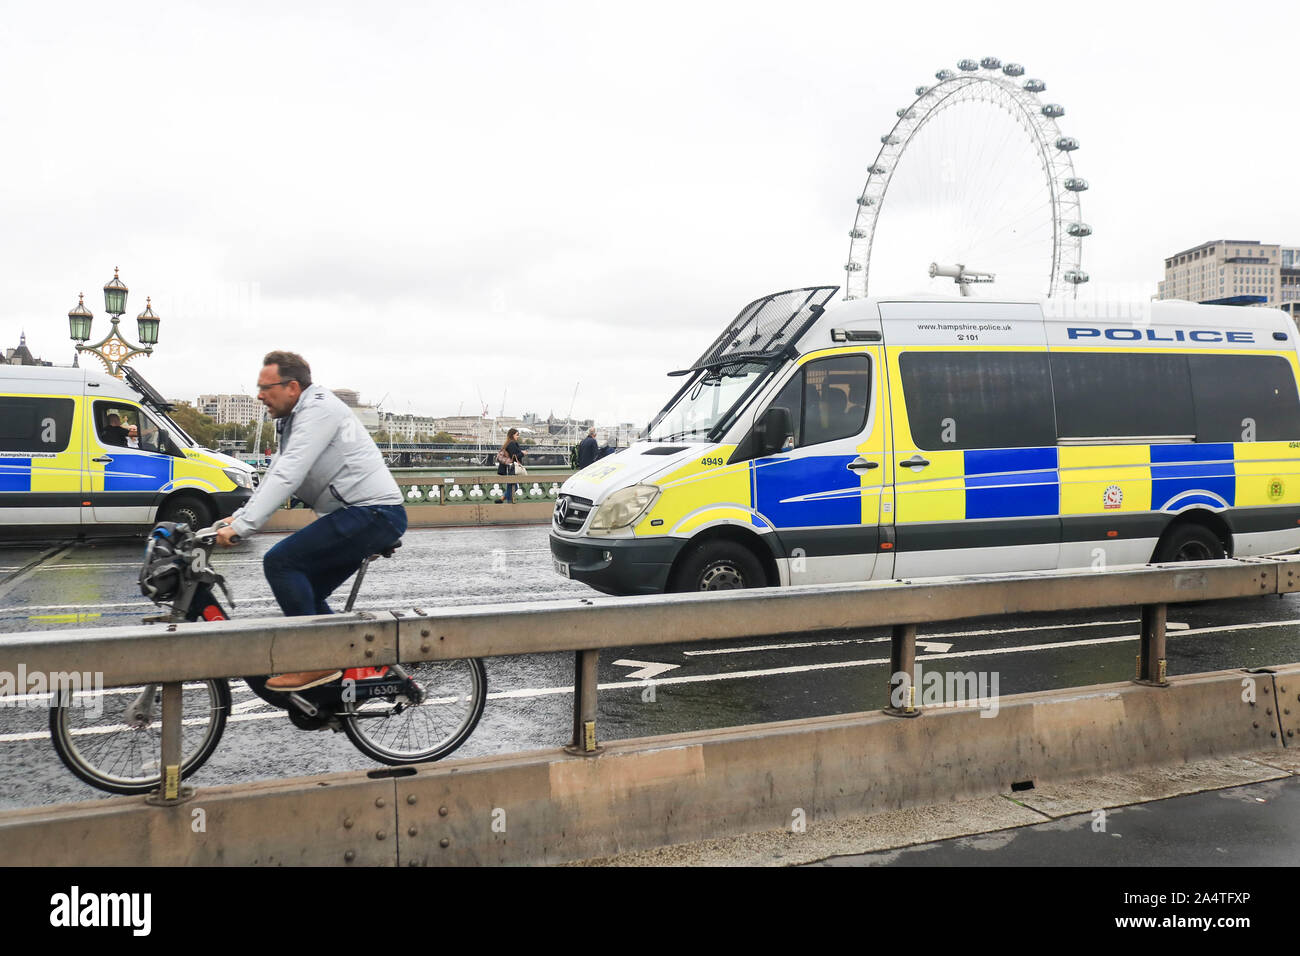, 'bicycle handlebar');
197,523,240,545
